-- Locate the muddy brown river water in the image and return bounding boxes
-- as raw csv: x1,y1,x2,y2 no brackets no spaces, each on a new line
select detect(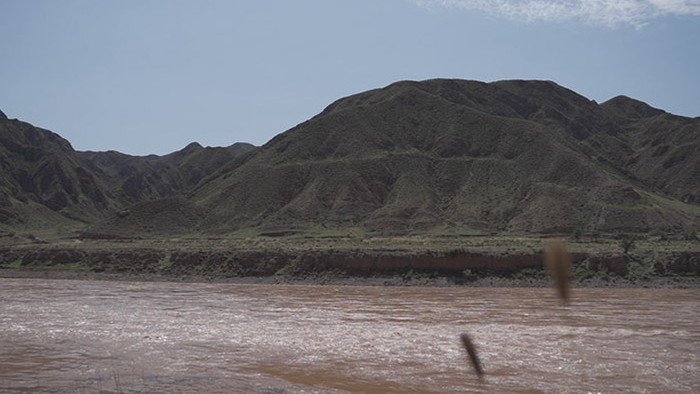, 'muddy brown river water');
0,278,698,393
